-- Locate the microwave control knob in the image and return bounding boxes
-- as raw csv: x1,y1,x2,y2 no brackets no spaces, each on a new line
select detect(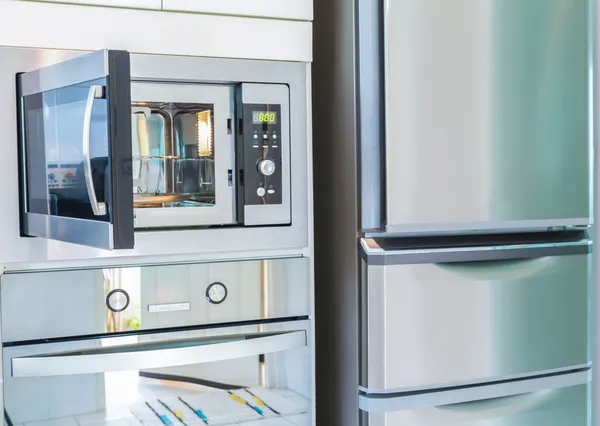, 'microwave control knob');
258,159,276,176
